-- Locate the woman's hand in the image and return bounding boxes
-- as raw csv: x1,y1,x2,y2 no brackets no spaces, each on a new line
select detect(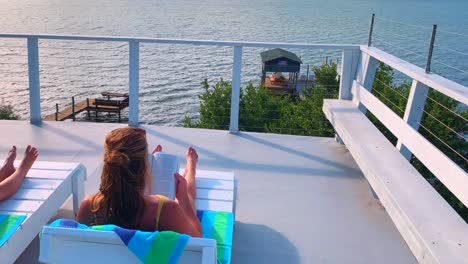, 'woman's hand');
152,145,163,154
